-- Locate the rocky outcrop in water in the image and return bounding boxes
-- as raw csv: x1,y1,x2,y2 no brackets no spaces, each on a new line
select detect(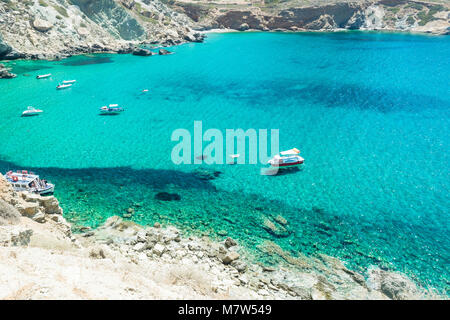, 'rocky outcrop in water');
0,63,16,79
132,47,156,56
173,0,449,35
0,0,202,61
